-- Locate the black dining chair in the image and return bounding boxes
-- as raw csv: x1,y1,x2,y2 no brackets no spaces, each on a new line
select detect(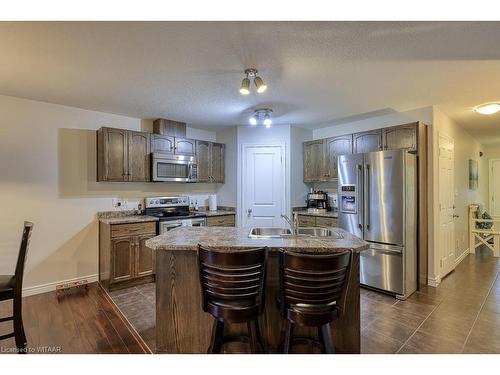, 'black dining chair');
0,221,34,353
